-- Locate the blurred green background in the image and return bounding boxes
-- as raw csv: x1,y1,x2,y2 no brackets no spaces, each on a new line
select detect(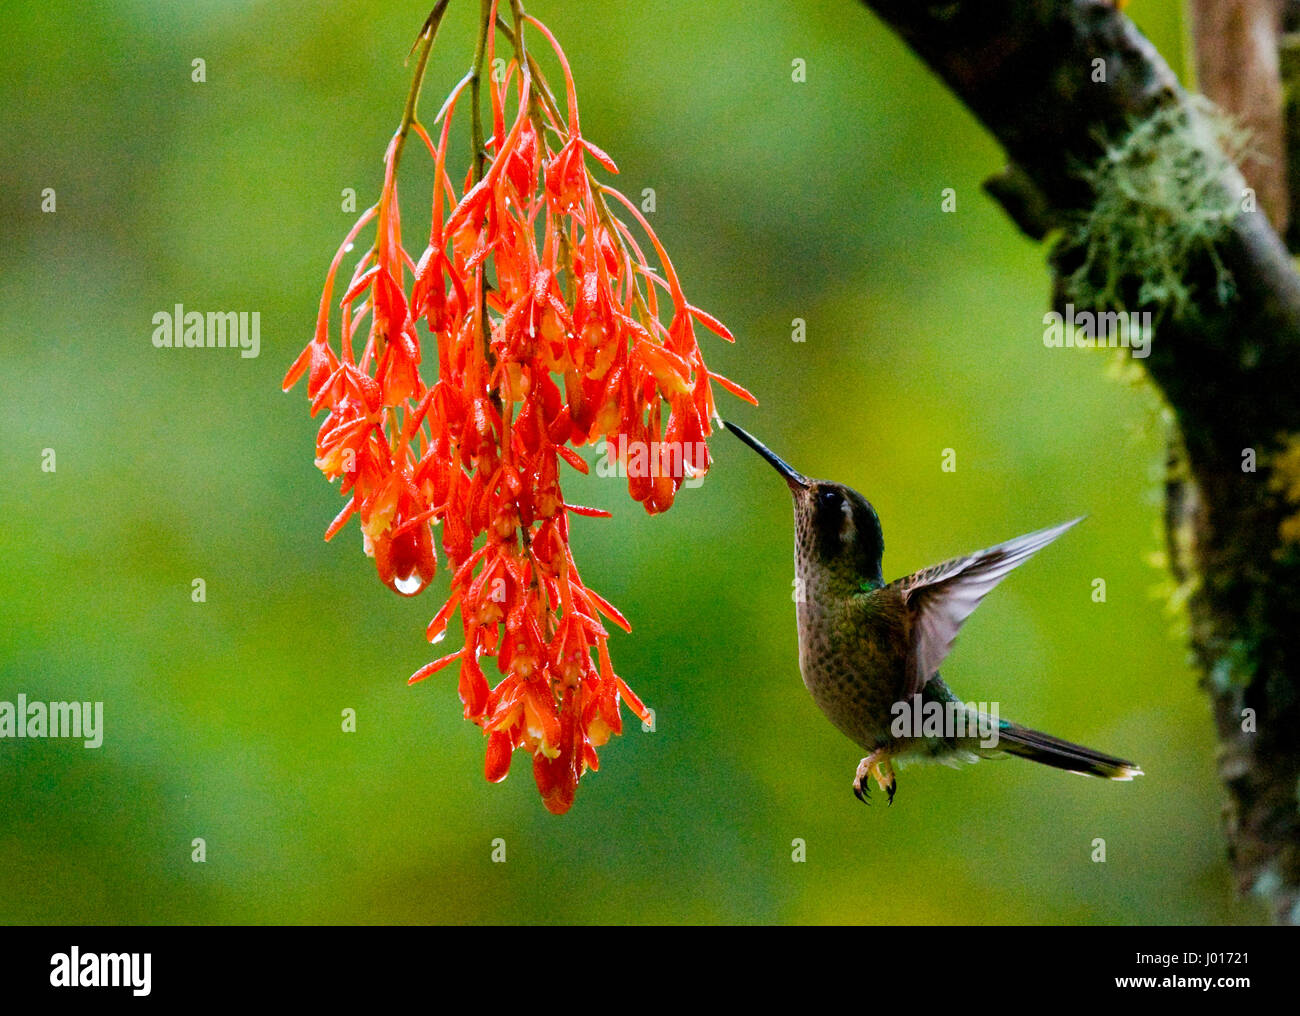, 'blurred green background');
0,1,1262,924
